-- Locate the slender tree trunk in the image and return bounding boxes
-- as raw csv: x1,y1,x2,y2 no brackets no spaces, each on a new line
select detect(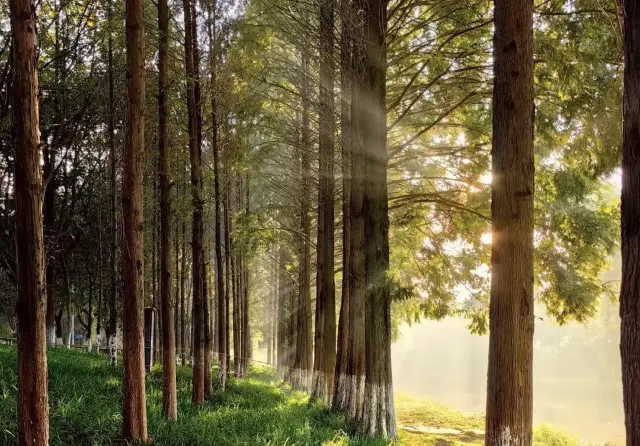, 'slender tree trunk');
233,247,241,377
342,13,366,422
11,0,50,442
122,0,148,439
277,244,287,376
44,161,56,346
358,0,396,436
175,186,181,363
181,219,187,365
333,0,352,409
241,180,250,377
485,0,535,444
621,1,640,444
267,251,274,365
152,181,159,362
87,265,94,351
183,0,206,405
203,261,212,397
108,0,118,368
312,0,337,405
294,49,313,391
45,1,61,347
97,201,103,347
158,0,177,419
223,150,232,379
